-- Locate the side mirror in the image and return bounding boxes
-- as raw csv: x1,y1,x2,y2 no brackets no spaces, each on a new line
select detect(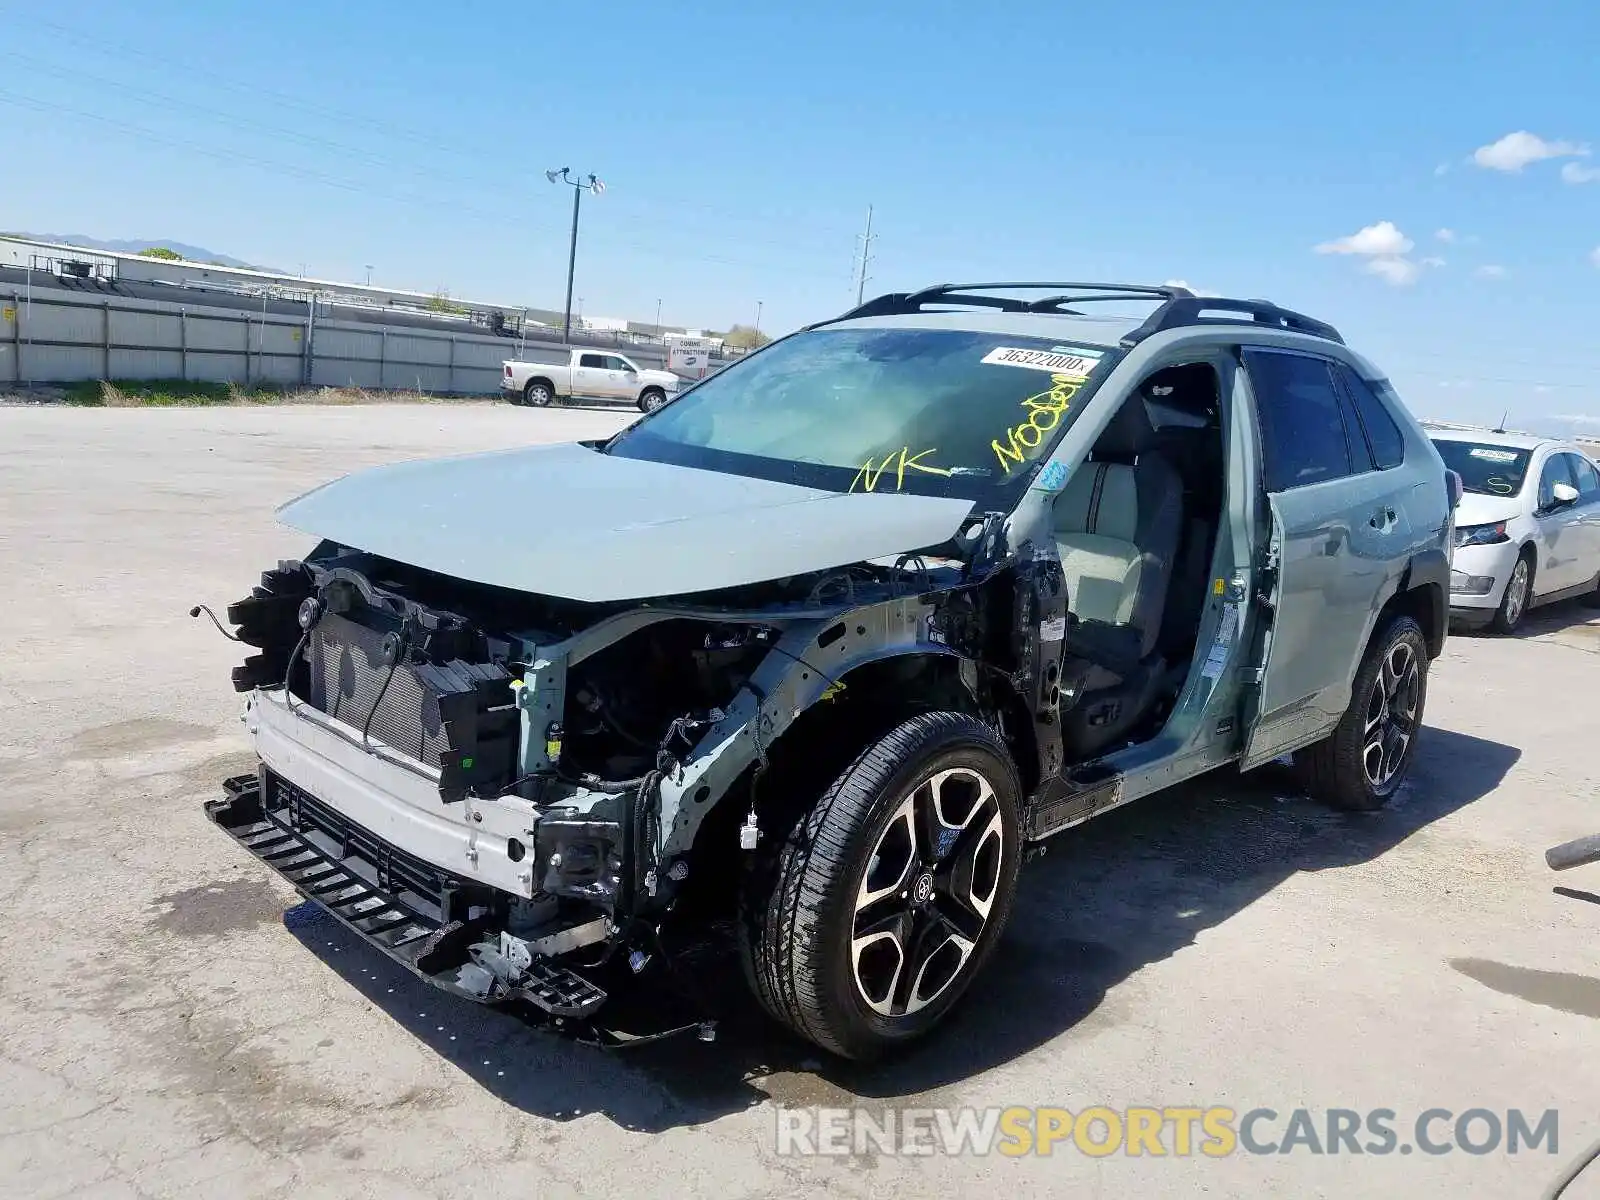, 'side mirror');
1446,469,1464,510
1552,481,1580,506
